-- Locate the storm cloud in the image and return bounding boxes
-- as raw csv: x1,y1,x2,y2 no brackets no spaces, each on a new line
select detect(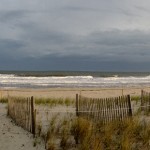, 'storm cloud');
0,0,150,71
